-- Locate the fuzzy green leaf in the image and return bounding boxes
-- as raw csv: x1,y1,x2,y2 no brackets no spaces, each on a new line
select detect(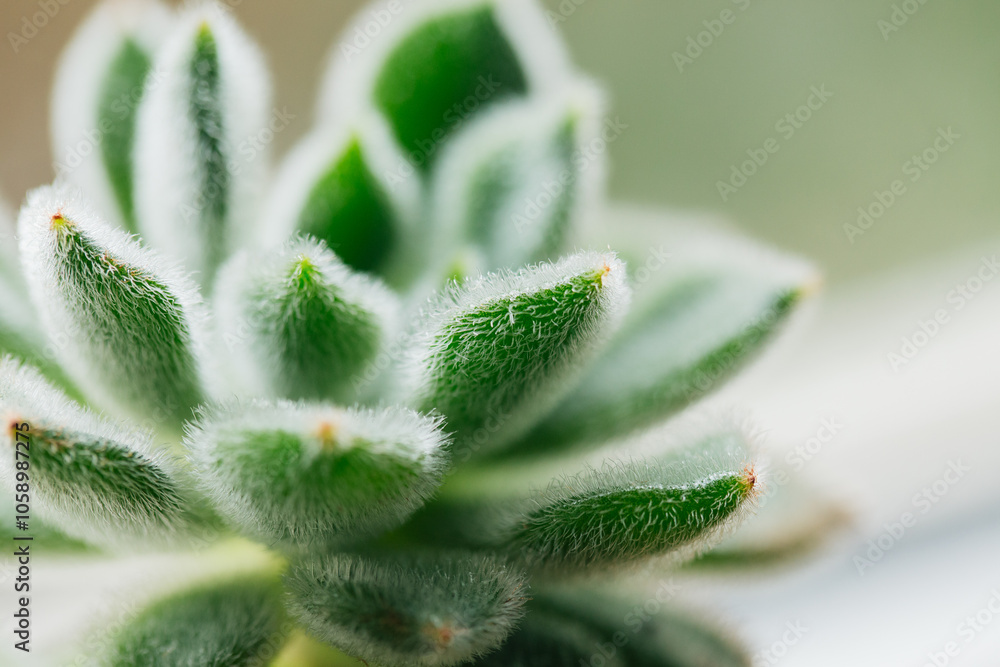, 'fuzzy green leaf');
411,421,759,572
0,358,205,546
529,590,751,667
431,86,602,276
469,608,624,667
371,4,528,171
515,237,815,455
98,38,151,232
501,454,758,571
286,552,527,667
292,138,397,274
214,237,399,402
400,251,629,461
104,574,289,667
0,202,79,395
187,400,448,545
134,7,270,285
261,124,419,283
18,188,207,430
51,0,172,232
